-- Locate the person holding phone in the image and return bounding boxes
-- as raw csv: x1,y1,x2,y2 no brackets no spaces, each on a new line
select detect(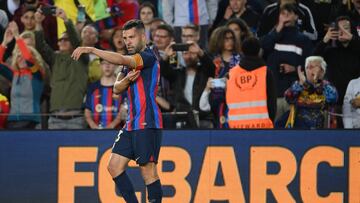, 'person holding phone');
313,15,360,128
12,1,58,49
